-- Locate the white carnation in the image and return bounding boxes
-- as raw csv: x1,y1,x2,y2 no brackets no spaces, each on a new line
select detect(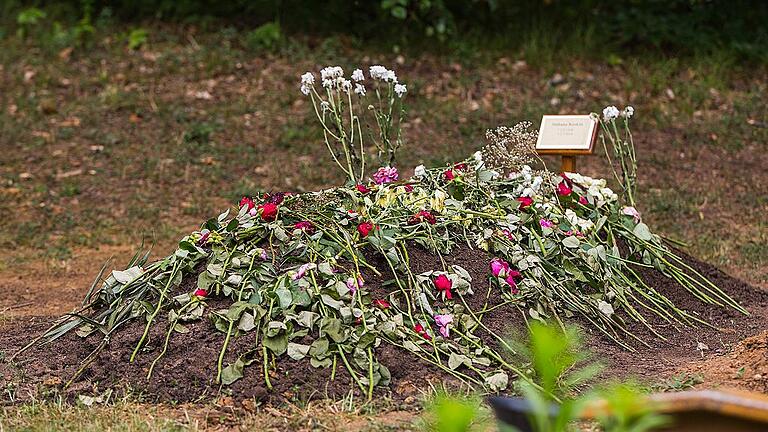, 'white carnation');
602,105,620,121
320,66,344,81
300,72,314,85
